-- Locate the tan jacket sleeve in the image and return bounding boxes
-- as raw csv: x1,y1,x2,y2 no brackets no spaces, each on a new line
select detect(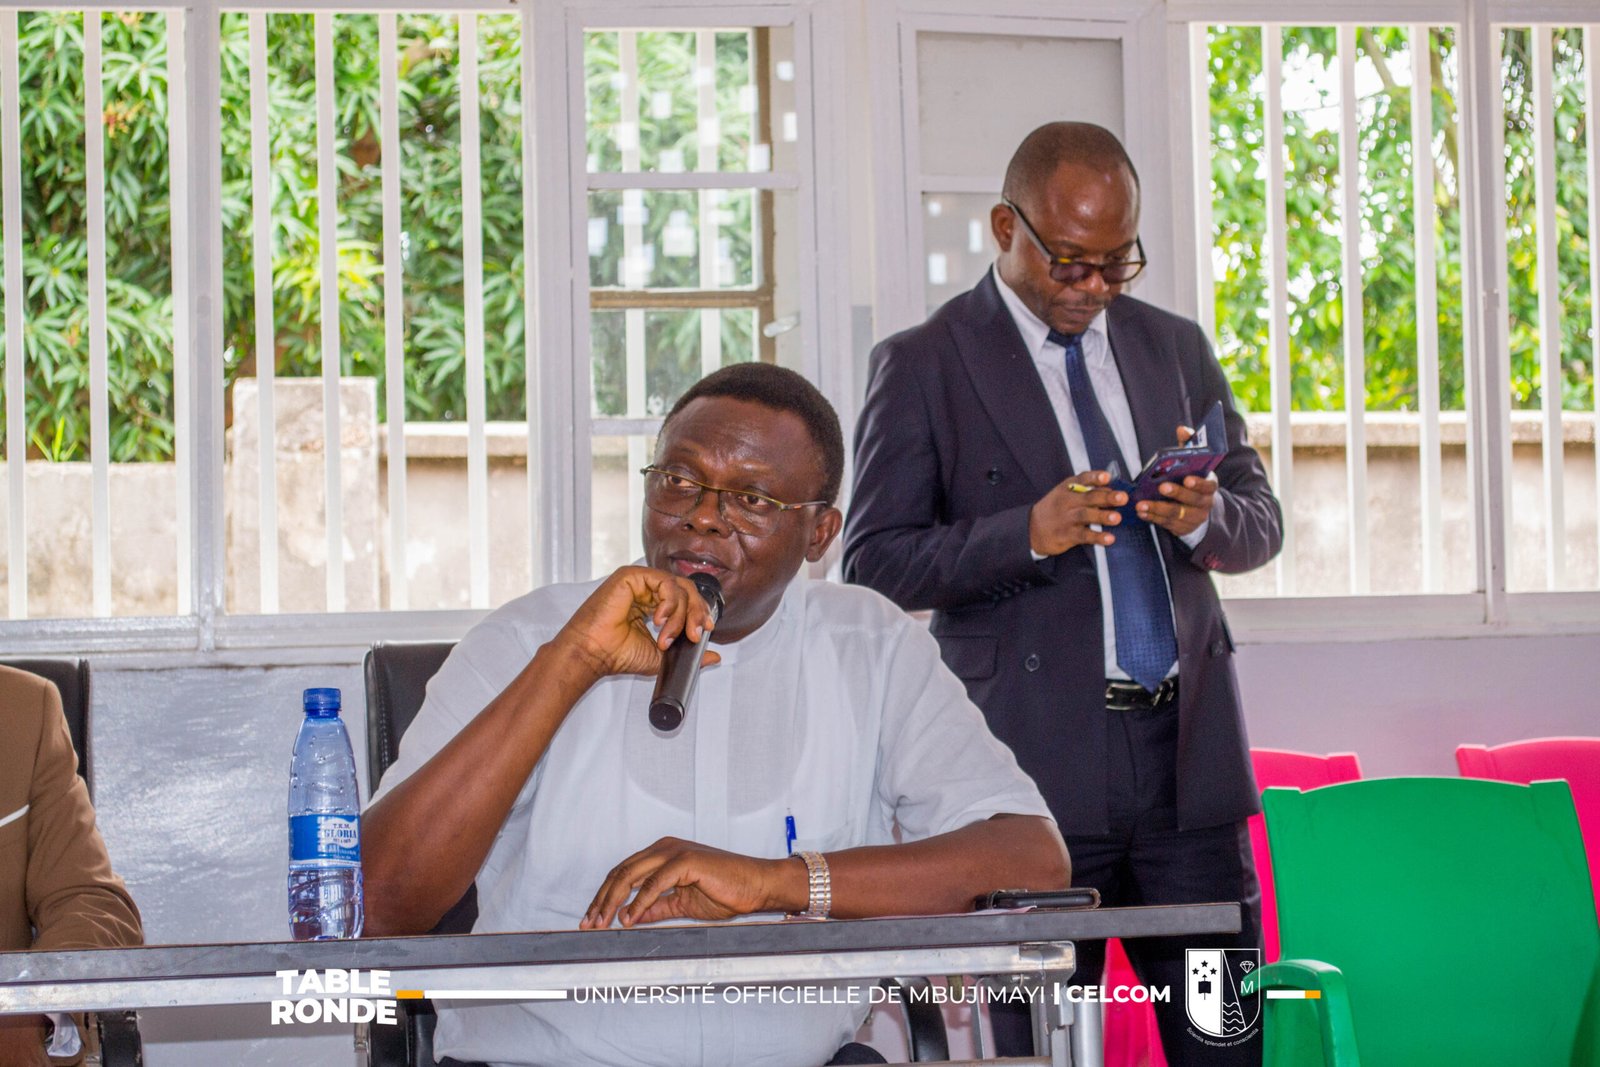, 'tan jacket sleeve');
22,678,143,953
